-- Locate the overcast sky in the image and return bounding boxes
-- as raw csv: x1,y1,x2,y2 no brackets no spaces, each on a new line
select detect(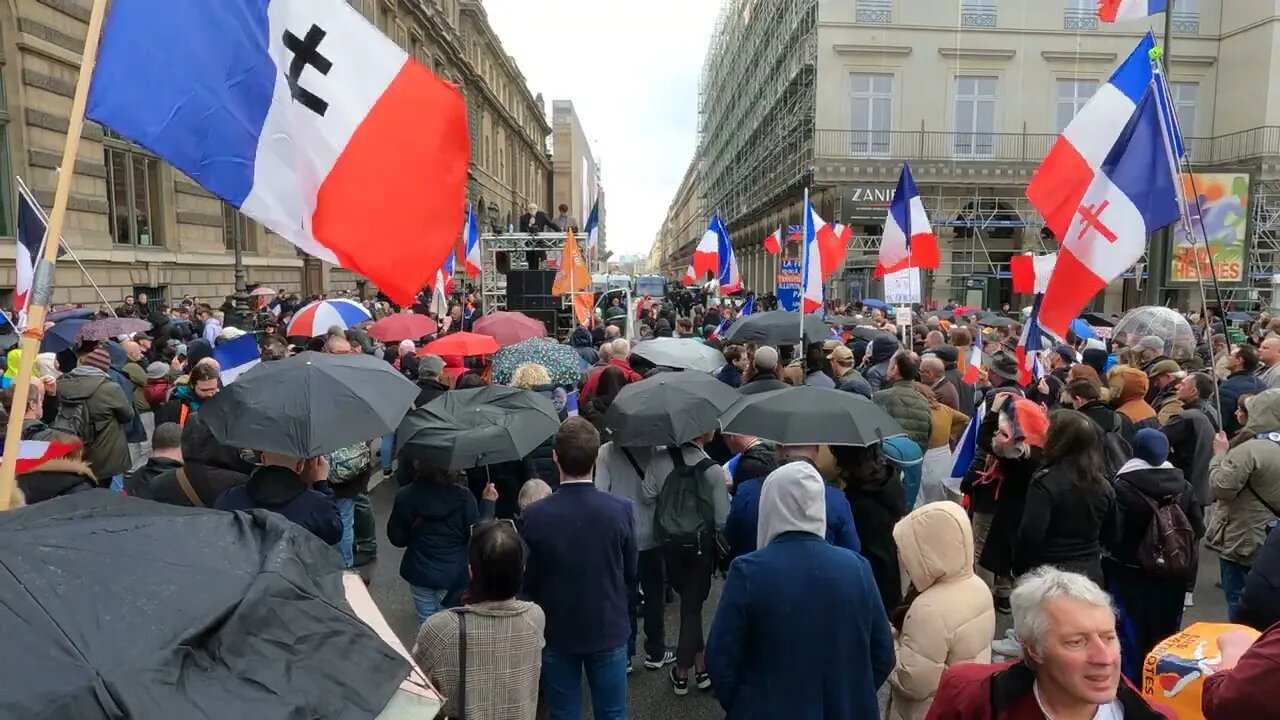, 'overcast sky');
484,0,722,258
